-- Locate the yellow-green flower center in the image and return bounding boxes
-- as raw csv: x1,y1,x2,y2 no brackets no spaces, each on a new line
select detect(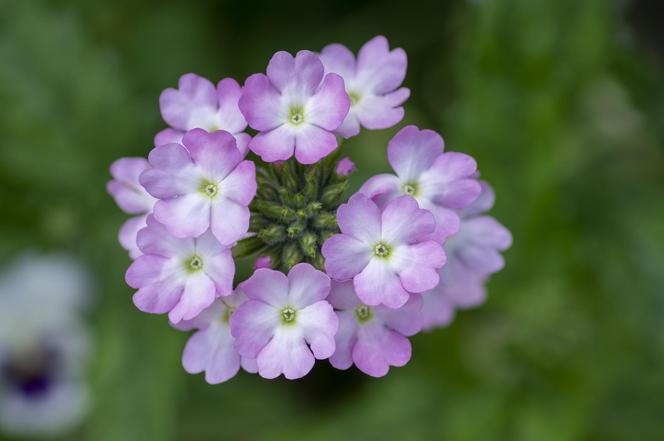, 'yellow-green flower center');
280,306,297,325
354,304,373,324
288,106,305,125
222,305,235,324
199,179,219,198
373,242,391,258
349,91,361,106
183,254,204,273
402,182,418,196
